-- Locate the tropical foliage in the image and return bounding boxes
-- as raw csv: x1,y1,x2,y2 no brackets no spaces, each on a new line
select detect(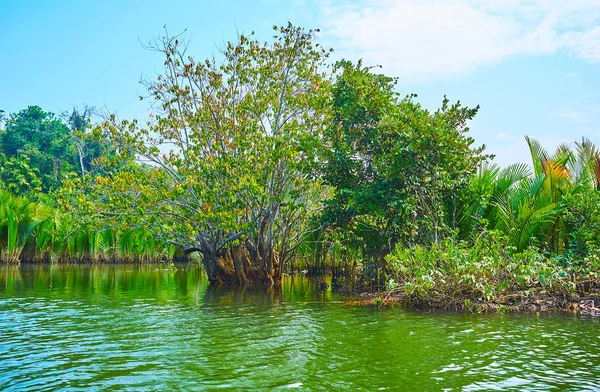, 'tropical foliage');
62,24,333,284
320,60,488,284
1,24,599,307
386,231,600,310
0,190,171,264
